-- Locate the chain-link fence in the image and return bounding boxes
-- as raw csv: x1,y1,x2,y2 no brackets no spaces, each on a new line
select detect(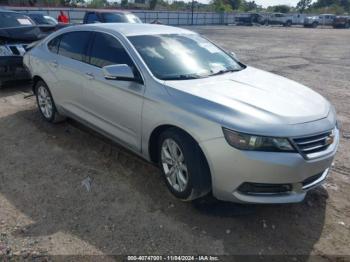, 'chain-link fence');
1,6,311,25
